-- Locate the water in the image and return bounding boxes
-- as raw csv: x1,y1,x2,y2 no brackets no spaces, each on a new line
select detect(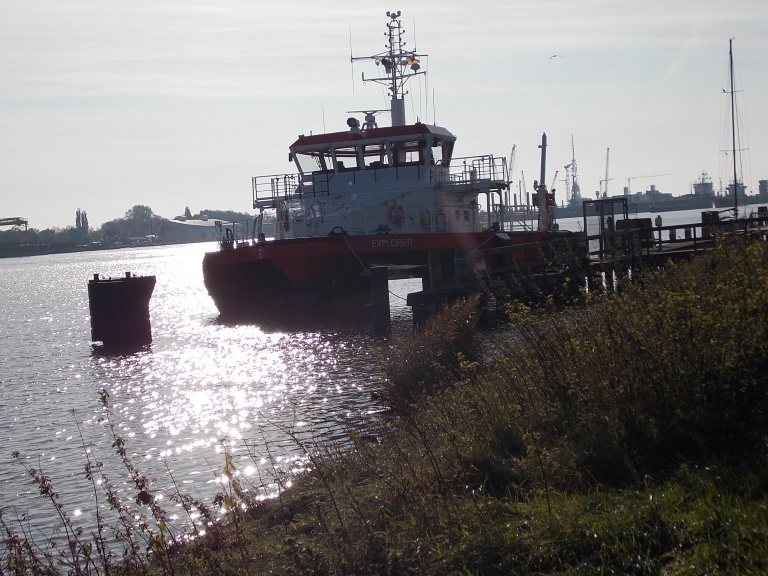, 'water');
556,201,768,233
5,203,760,543
0,242,419,540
